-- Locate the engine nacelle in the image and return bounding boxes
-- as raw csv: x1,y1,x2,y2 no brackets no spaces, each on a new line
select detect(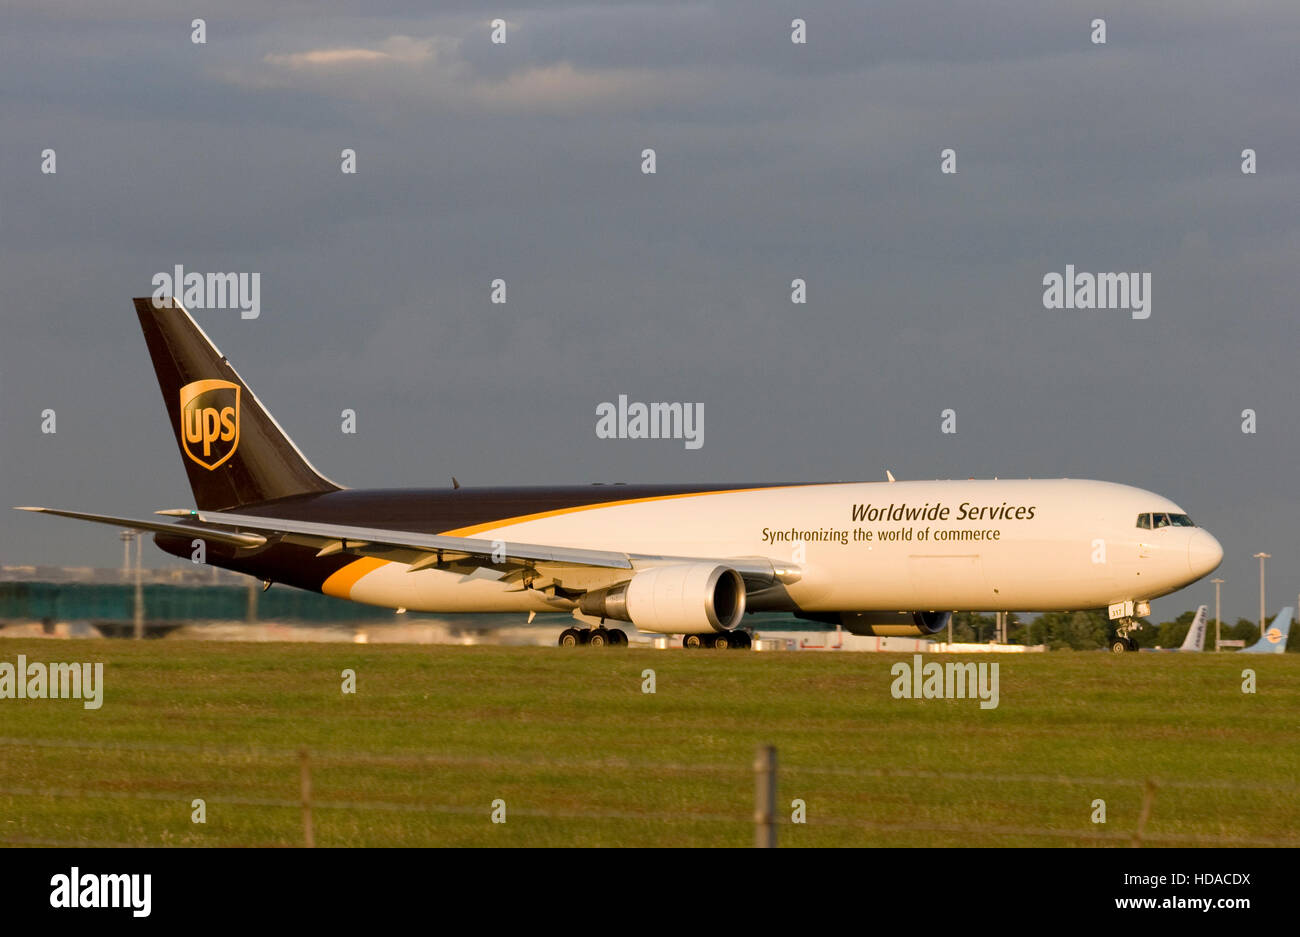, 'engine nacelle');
579,564,747,634
837,610,952,637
